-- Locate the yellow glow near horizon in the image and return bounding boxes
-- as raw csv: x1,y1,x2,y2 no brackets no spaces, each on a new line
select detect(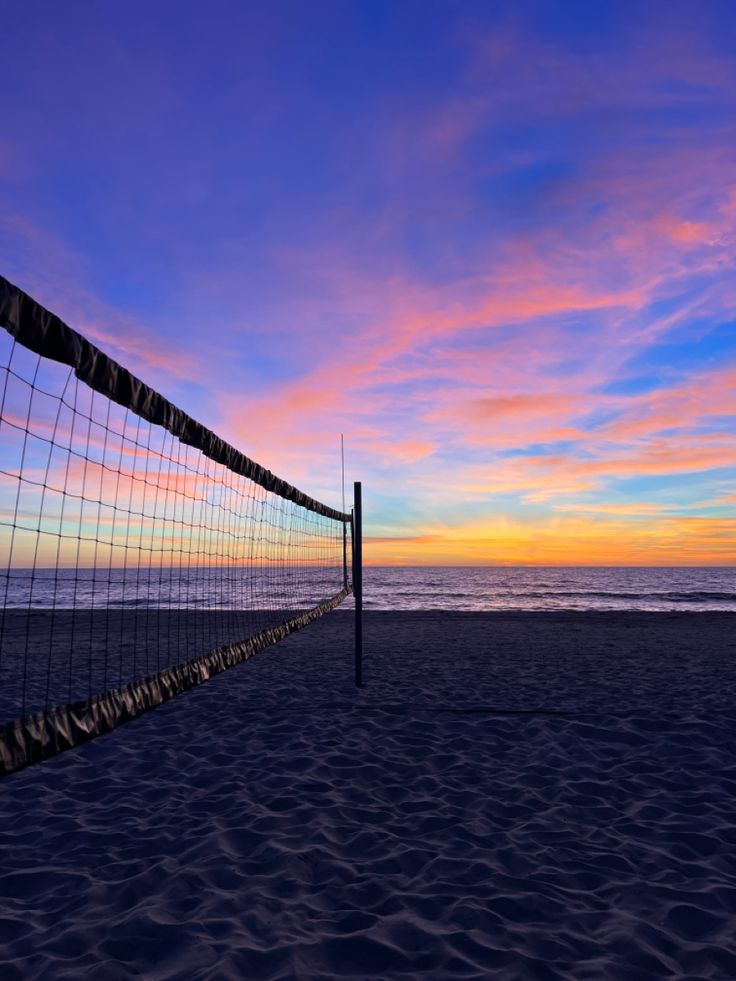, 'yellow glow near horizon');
364,515,736,566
